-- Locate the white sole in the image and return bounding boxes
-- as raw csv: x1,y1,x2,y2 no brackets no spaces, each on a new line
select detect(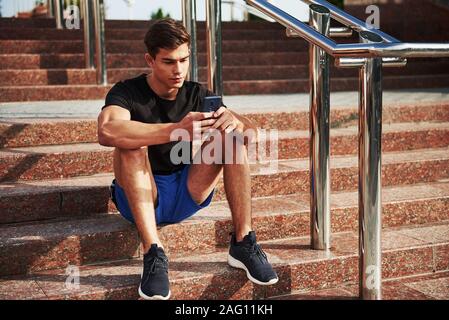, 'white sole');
138,286,171,300
227,254,279,286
